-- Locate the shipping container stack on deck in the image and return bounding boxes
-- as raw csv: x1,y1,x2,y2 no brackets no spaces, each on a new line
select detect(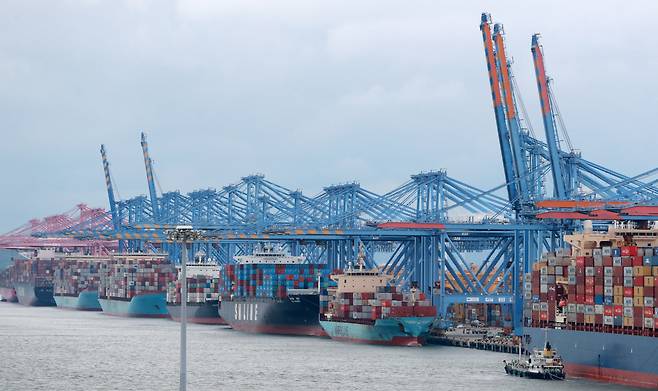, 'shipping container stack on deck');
100,255,175,300
219,263,328,299
167,275,221,304
54,258,103,296
322,284,436,321
526,245,658,333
